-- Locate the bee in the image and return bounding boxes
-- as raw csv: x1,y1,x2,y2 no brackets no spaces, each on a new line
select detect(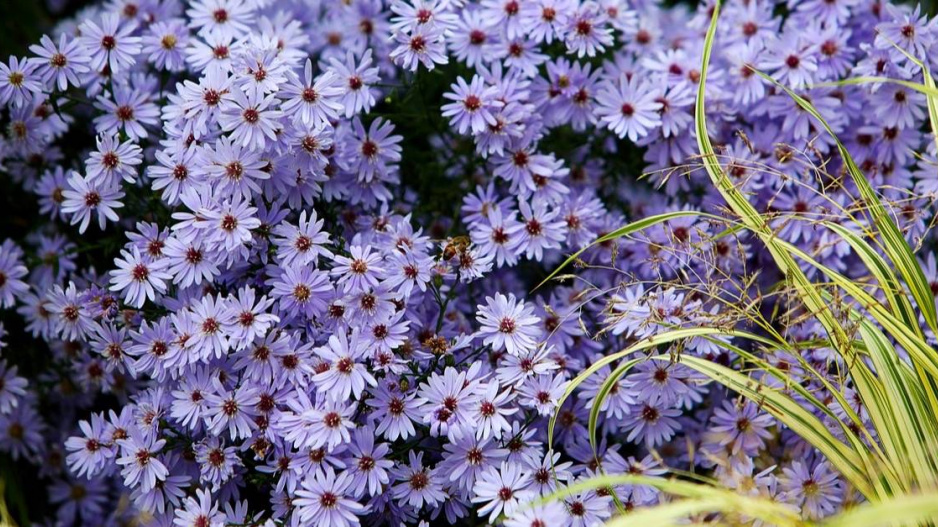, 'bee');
441,236,471,260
